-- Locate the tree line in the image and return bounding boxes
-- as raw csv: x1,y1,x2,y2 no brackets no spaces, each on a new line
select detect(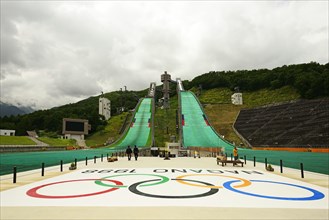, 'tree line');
183,62,329,99
0,90,147,136
1,62,328,136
